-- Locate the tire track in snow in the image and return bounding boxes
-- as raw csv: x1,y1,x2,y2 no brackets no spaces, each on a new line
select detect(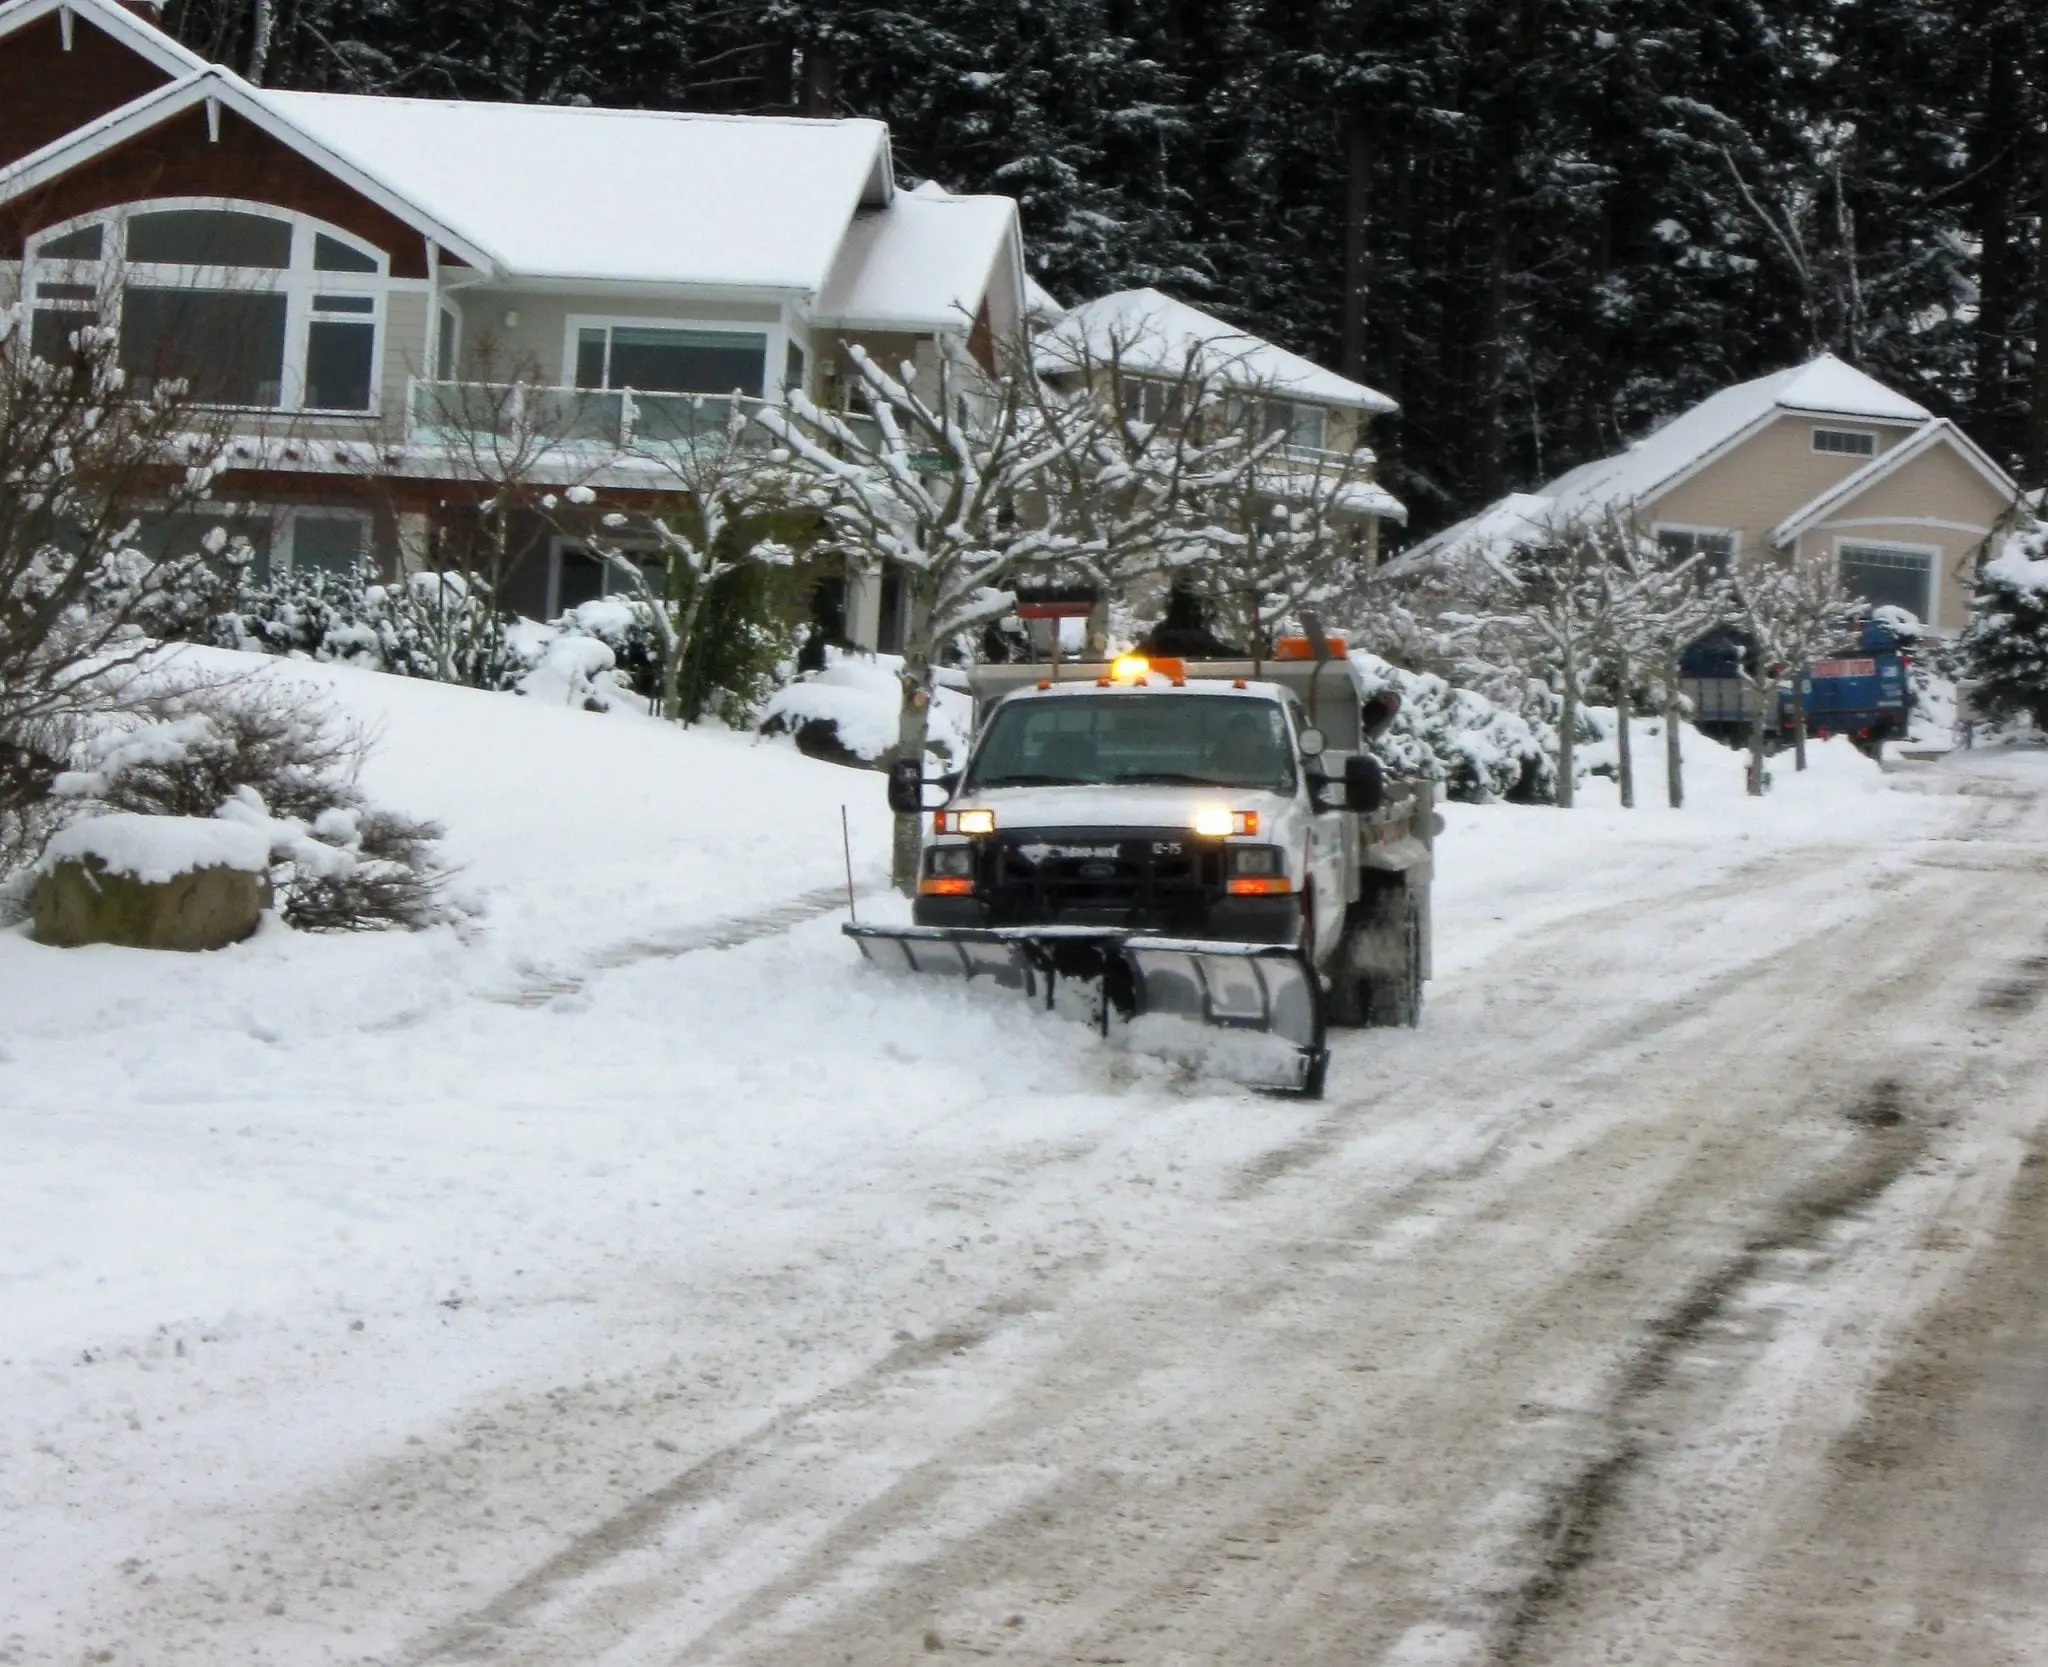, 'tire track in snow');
490,884,855,1009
